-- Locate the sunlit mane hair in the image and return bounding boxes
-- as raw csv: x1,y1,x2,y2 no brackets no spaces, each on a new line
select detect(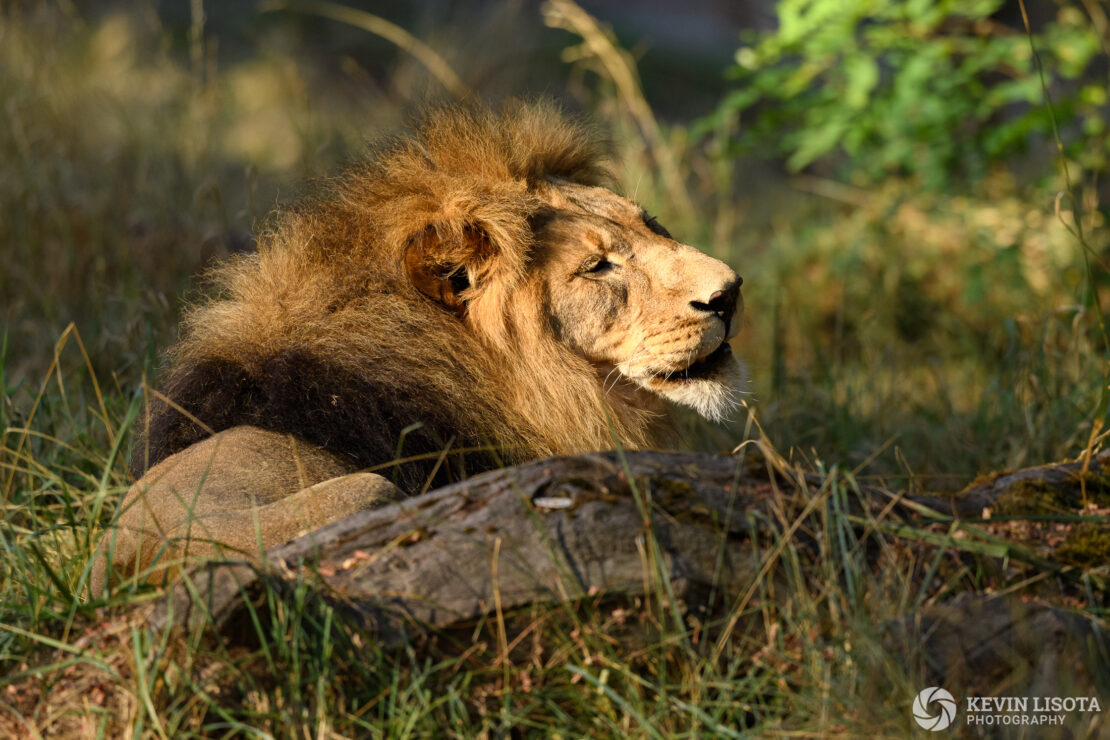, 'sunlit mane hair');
141,100,667,492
